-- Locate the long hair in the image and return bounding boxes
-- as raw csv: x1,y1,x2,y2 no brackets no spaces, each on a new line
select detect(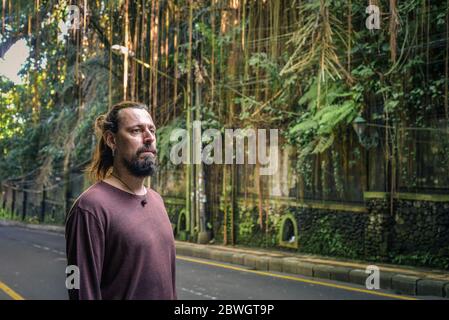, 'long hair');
85,101,148,182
